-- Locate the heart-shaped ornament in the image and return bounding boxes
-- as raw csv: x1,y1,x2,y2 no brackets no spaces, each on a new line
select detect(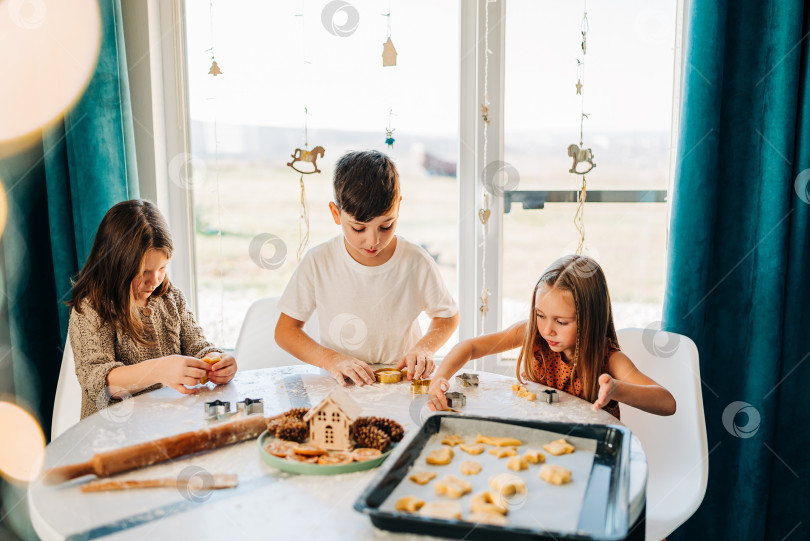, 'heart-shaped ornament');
478,209,491,224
